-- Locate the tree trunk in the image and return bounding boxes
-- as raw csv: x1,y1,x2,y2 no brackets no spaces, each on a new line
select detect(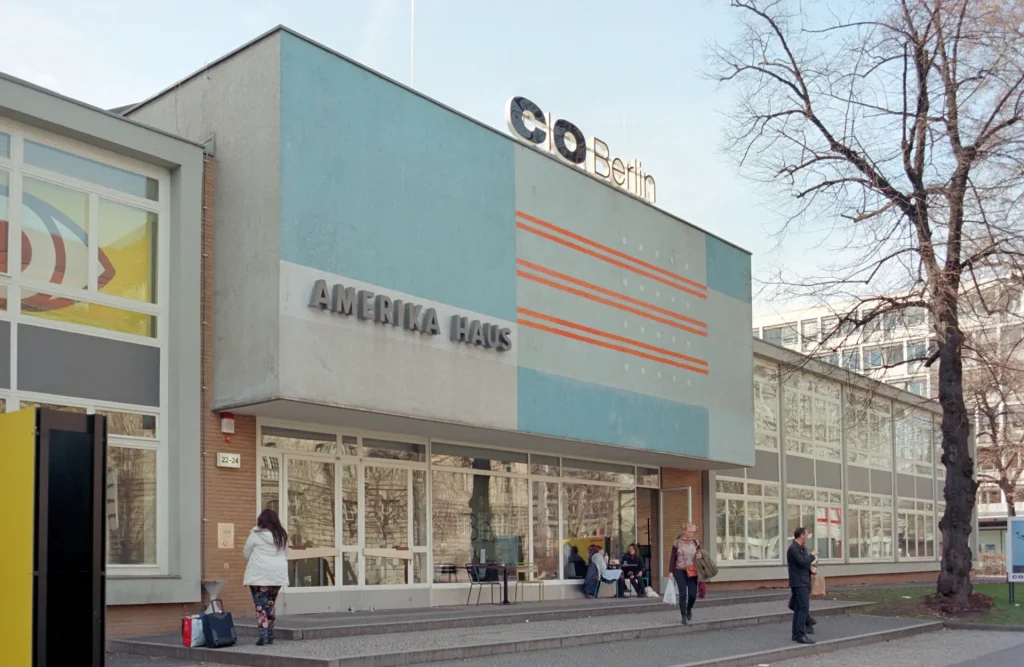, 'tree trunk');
936,321,978,606
1006,486,1017,518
